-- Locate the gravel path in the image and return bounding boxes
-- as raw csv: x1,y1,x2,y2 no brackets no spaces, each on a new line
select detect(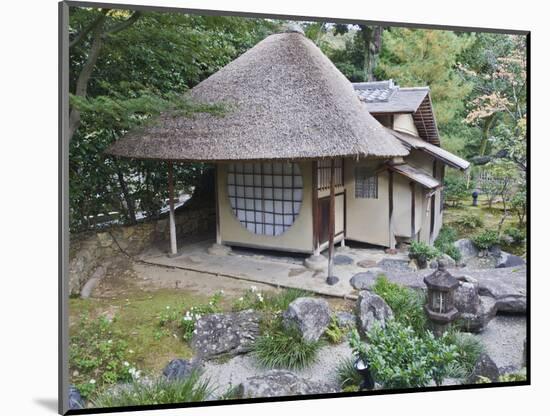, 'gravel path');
200,343,353,395
476,315,526,371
